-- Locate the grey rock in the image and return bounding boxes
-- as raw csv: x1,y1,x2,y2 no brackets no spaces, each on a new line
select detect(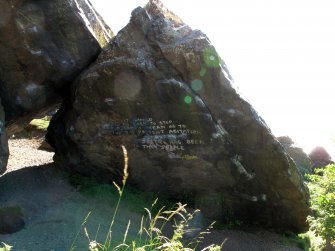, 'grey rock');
47,0,310,232
0,0,112,135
